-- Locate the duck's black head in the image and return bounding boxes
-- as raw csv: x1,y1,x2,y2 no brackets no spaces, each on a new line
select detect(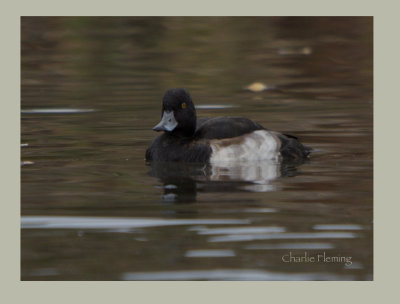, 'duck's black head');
153,88,197,137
